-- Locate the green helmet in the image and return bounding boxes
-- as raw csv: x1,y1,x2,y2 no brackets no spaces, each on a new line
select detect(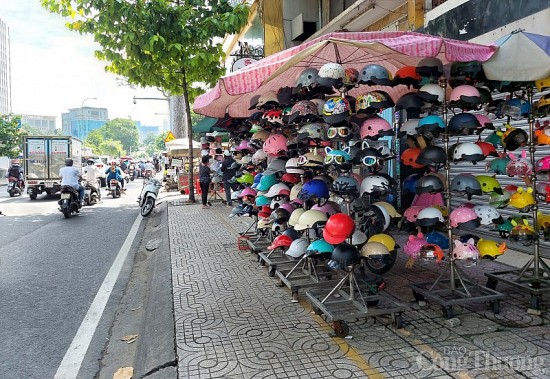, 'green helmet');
476,175,502,194
255,195,270,207
256,174,278,192
306,239,334,256
236,173,254,185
